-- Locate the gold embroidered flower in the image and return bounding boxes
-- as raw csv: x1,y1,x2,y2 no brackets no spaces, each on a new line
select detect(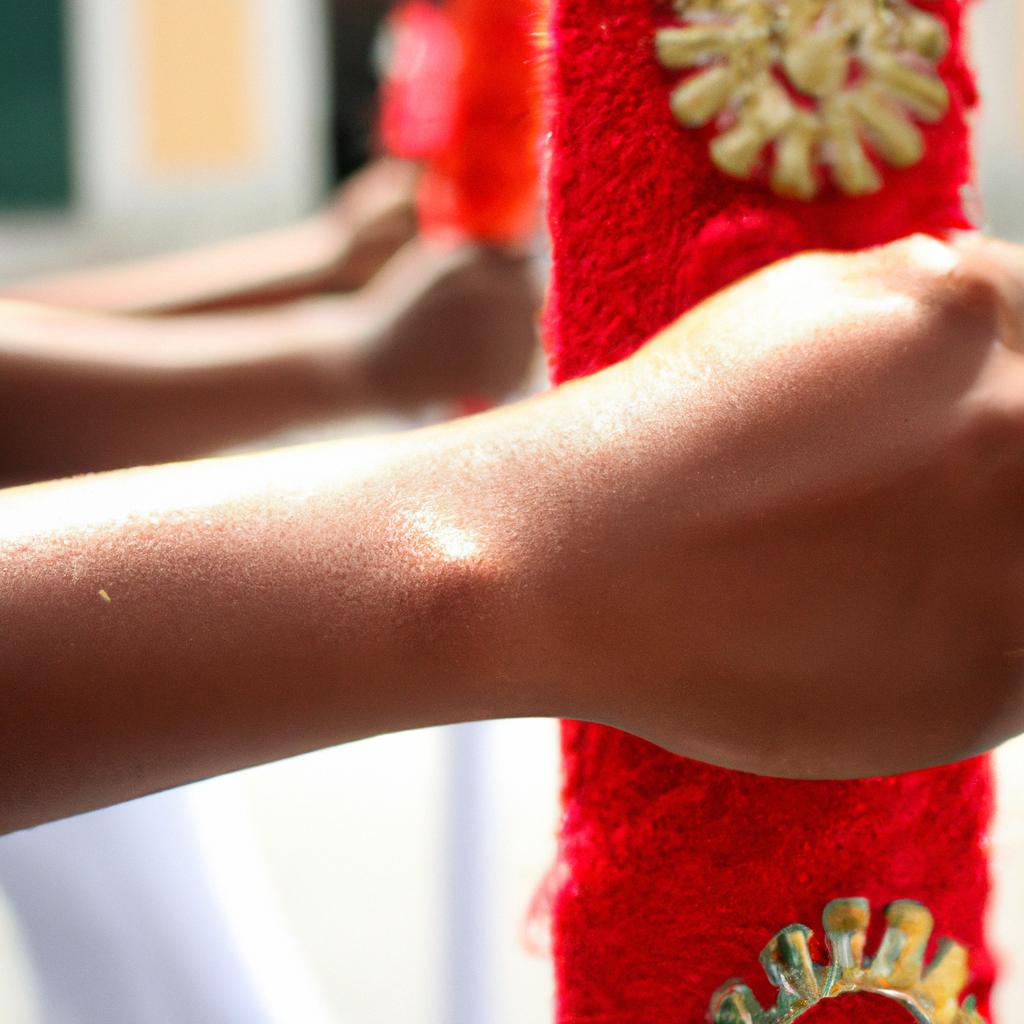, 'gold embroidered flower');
655,0,951,199
710,898,987,1024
